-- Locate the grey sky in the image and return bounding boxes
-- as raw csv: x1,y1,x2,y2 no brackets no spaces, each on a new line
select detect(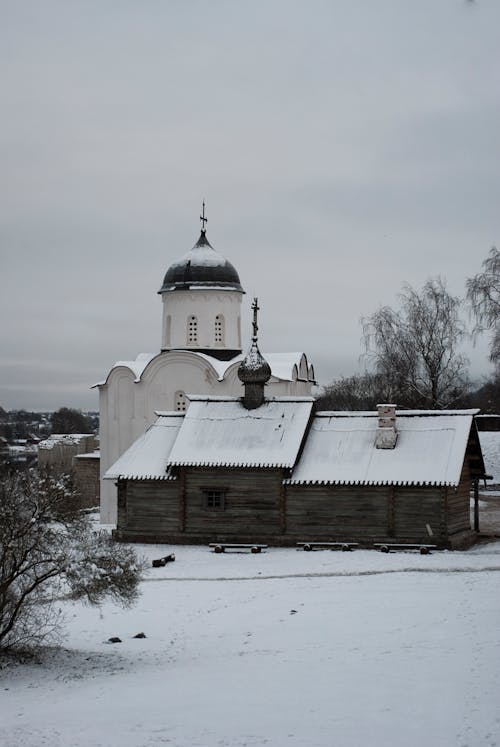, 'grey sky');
1,0,498,410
